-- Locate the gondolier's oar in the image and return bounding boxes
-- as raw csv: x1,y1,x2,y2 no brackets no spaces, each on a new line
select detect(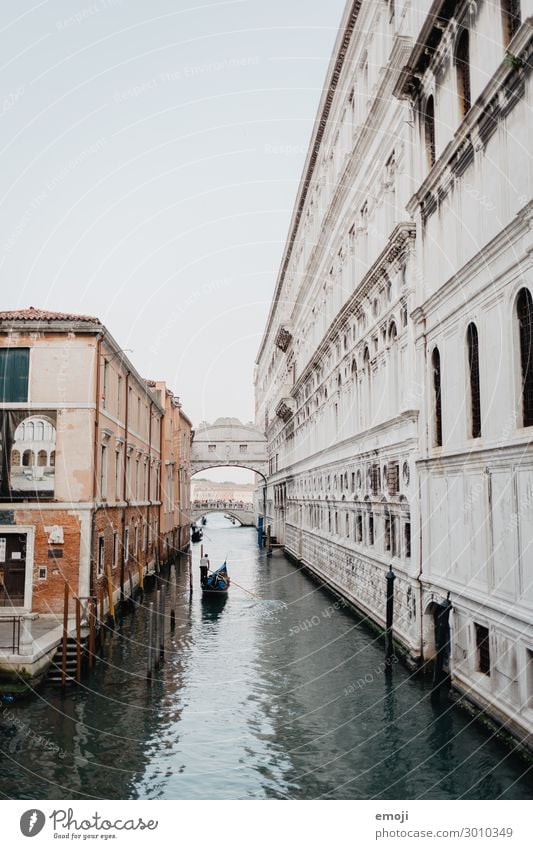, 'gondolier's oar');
228,578,259,599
